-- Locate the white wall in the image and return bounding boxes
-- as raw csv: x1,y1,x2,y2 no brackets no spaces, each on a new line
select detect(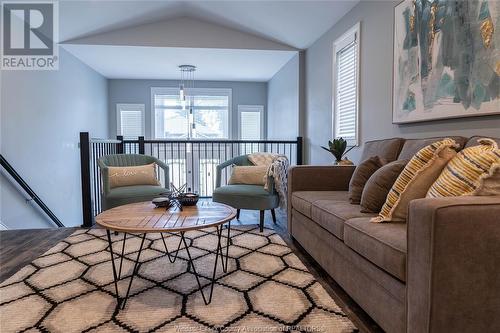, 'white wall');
305,0,500,165
0,48,108,229
267,54,300,140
